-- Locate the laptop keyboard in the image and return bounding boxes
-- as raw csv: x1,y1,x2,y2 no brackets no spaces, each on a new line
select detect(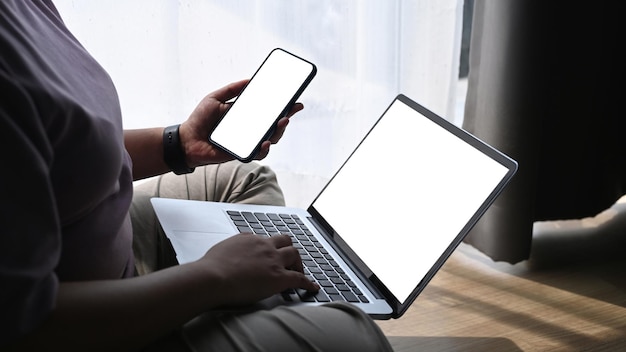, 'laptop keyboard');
226,210,370,304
